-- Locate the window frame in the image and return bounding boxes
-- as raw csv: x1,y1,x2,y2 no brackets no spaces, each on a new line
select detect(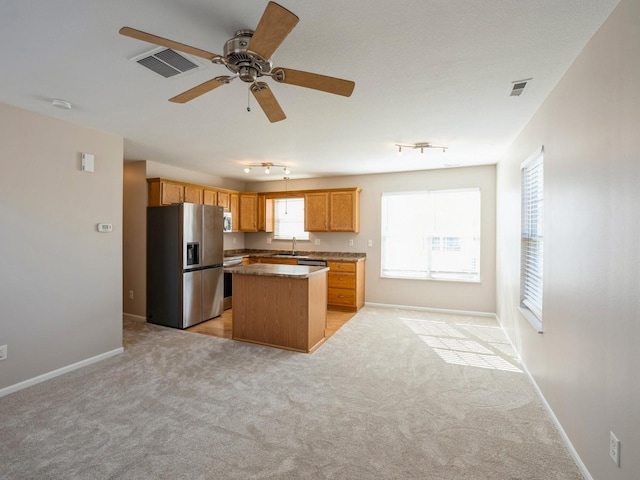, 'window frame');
519,147,544,332
273,197,309,241
380,188,481,282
